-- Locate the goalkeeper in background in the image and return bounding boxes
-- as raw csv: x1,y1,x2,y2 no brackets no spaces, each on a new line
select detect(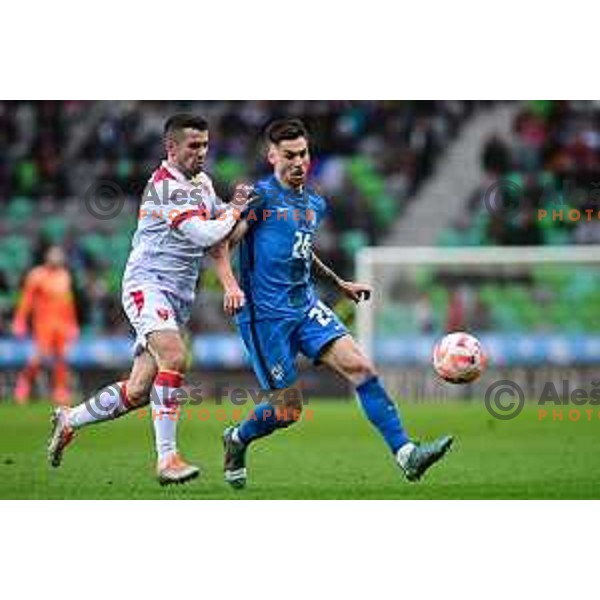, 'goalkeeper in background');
12,245,79,405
